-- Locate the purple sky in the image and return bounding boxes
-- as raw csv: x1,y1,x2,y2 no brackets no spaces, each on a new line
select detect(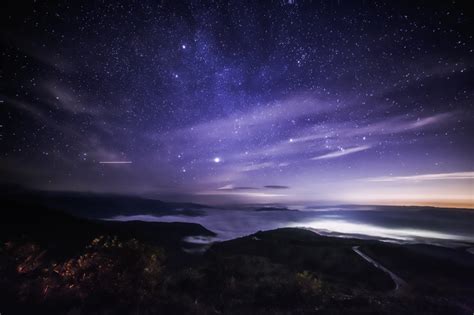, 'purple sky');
1,1,473,207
